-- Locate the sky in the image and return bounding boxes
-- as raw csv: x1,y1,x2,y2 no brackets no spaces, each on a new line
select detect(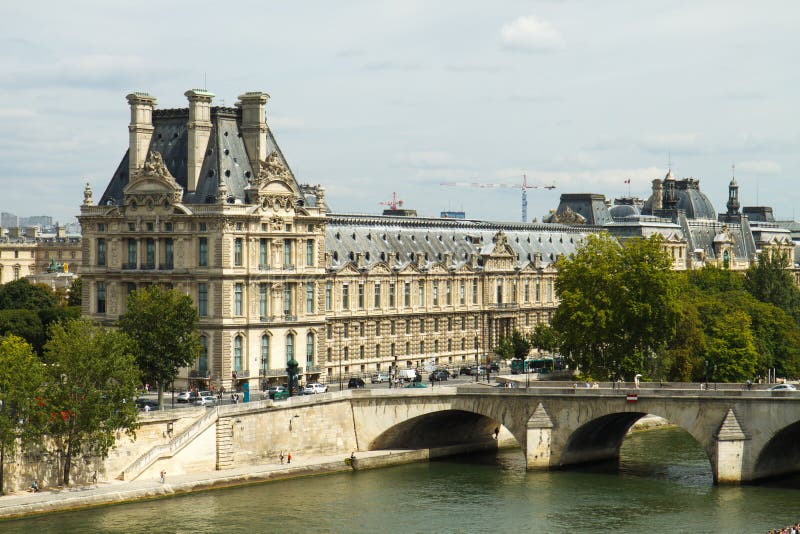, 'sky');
1,0,798,226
